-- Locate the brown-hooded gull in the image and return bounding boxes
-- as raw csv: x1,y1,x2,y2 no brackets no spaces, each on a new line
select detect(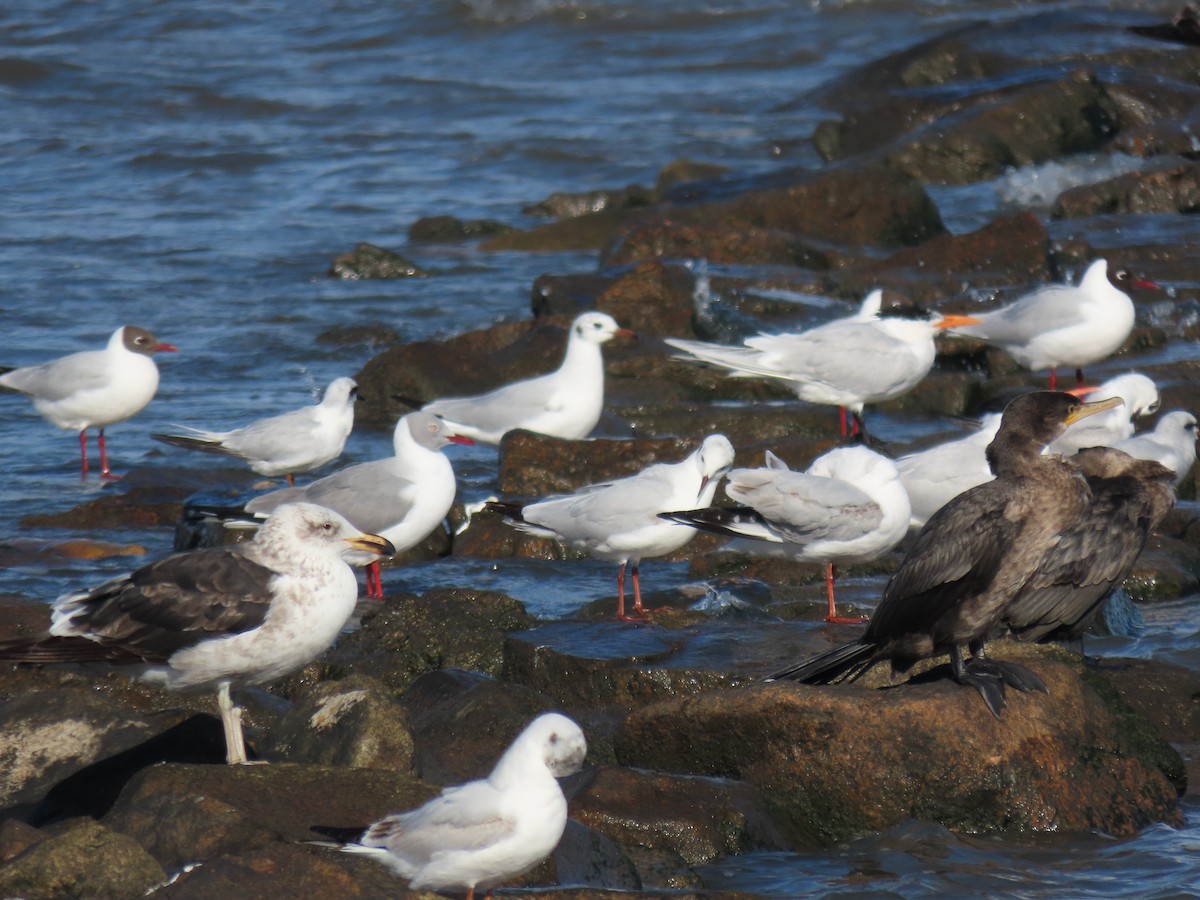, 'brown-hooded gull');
0,325,178,479
946,259,1159,389
0,502,393,764
487,434,735,620
1113,410,1198,486
421,311,634,444
662,445,910,623
245,411,472,599
767,392,1123,718
313,712,586,900
153,376,357,484
665,290,978,439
